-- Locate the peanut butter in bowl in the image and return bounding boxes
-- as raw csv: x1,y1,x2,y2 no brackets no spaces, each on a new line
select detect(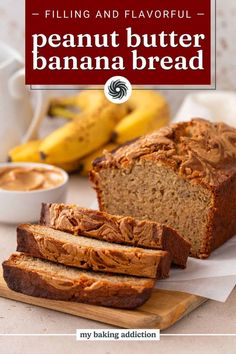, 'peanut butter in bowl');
0,166,65,192
0,162,68,223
